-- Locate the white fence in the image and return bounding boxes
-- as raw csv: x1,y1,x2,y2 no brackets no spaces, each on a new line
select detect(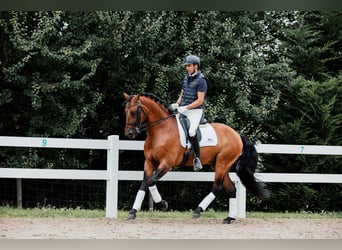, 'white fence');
0,136,341,218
